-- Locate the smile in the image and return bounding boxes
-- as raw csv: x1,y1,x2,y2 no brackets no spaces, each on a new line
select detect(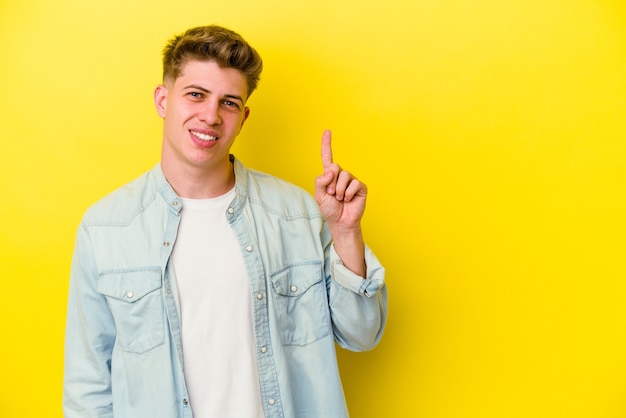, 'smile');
191,131,217,141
